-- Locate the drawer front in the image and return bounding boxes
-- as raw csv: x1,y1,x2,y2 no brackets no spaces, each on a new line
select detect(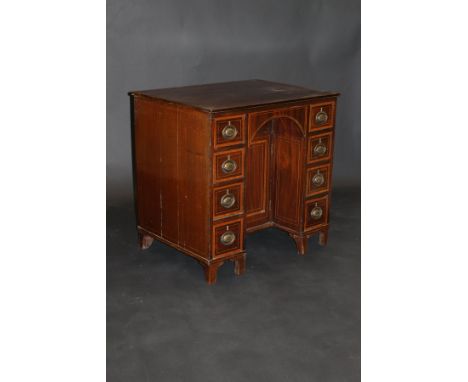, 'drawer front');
213,148,245,183
304,195,329,231
213,182,243,219
309,101,335,132
305,164,331,197
212,218,244,258
307,131,333,164
213,115,245,149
